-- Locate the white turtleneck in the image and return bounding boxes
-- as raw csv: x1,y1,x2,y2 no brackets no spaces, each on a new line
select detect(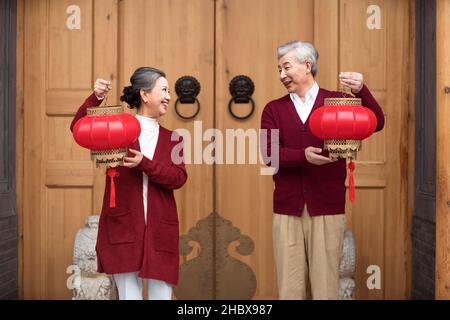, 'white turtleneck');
135,114,160,224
